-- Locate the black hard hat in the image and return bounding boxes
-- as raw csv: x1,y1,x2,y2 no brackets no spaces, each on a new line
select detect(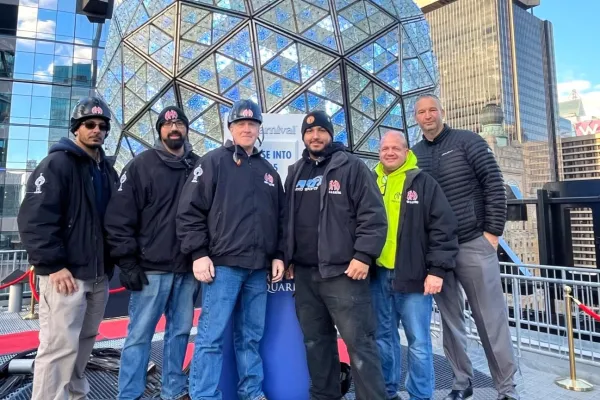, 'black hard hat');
228,99,262,126
70,96,111,133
